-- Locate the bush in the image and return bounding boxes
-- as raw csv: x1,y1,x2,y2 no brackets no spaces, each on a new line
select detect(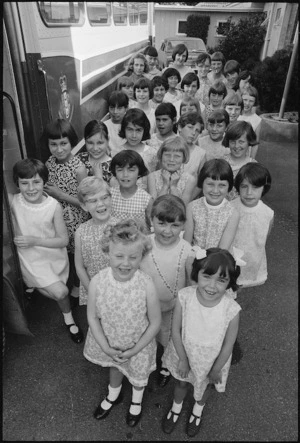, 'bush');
215,13,266,70
186,14,210,44
252,46,299,113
